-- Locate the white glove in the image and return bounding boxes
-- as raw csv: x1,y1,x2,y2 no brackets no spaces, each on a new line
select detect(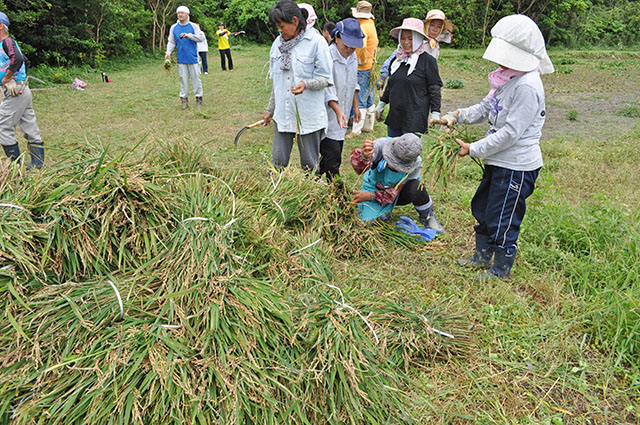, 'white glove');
441,111,458,127
374,101,387,122
4,79,19,96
